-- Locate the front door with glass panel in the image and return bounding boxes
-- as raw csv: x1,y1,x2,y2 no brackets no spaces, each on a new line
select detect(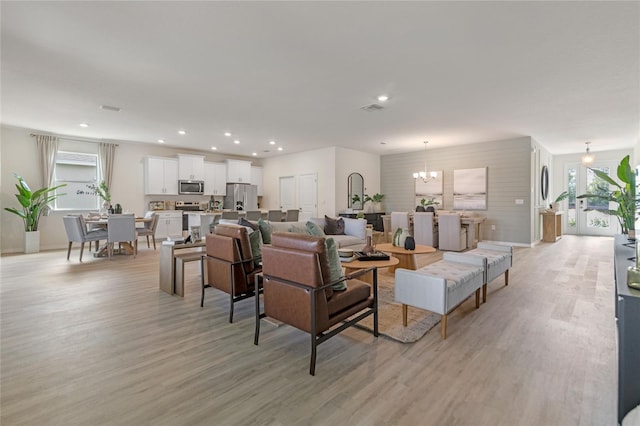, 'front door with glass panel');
564,160,618,236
